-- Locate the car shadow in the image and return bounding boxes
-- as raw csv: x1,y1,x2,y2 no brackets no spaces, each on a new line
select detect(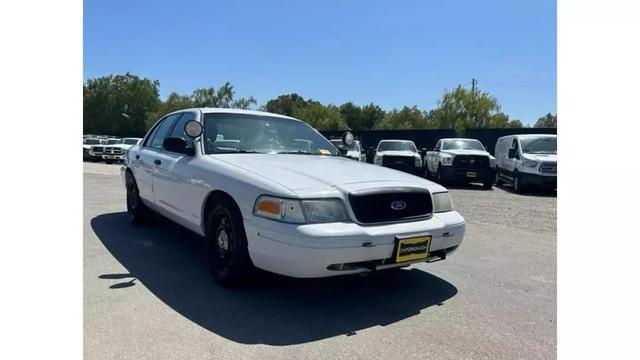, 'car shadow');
495,183,557,197
91,212,458,346
441,182,494,191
